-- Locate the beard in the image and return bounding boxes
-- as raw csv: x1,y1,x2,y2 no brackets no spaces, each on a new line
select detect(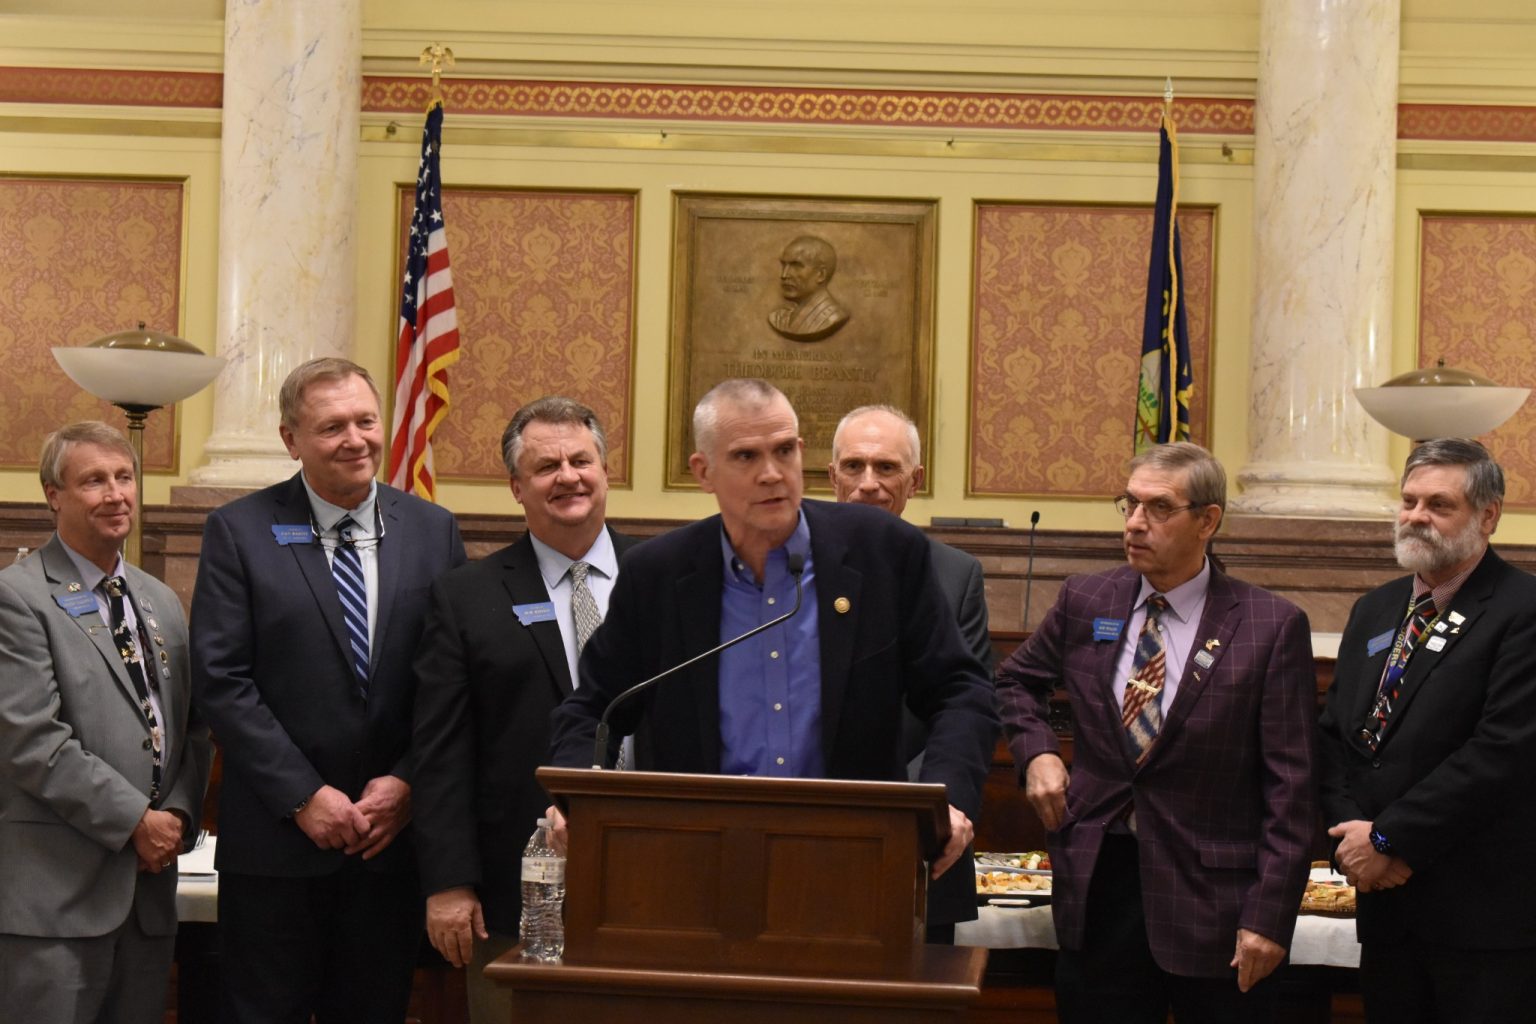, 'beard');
1394,516,1485,578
